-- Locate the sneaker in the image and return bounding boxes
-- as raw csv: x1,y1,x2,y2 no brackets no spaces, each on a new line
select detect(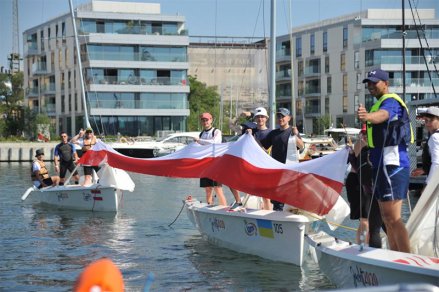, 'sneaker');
229,202,243,211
